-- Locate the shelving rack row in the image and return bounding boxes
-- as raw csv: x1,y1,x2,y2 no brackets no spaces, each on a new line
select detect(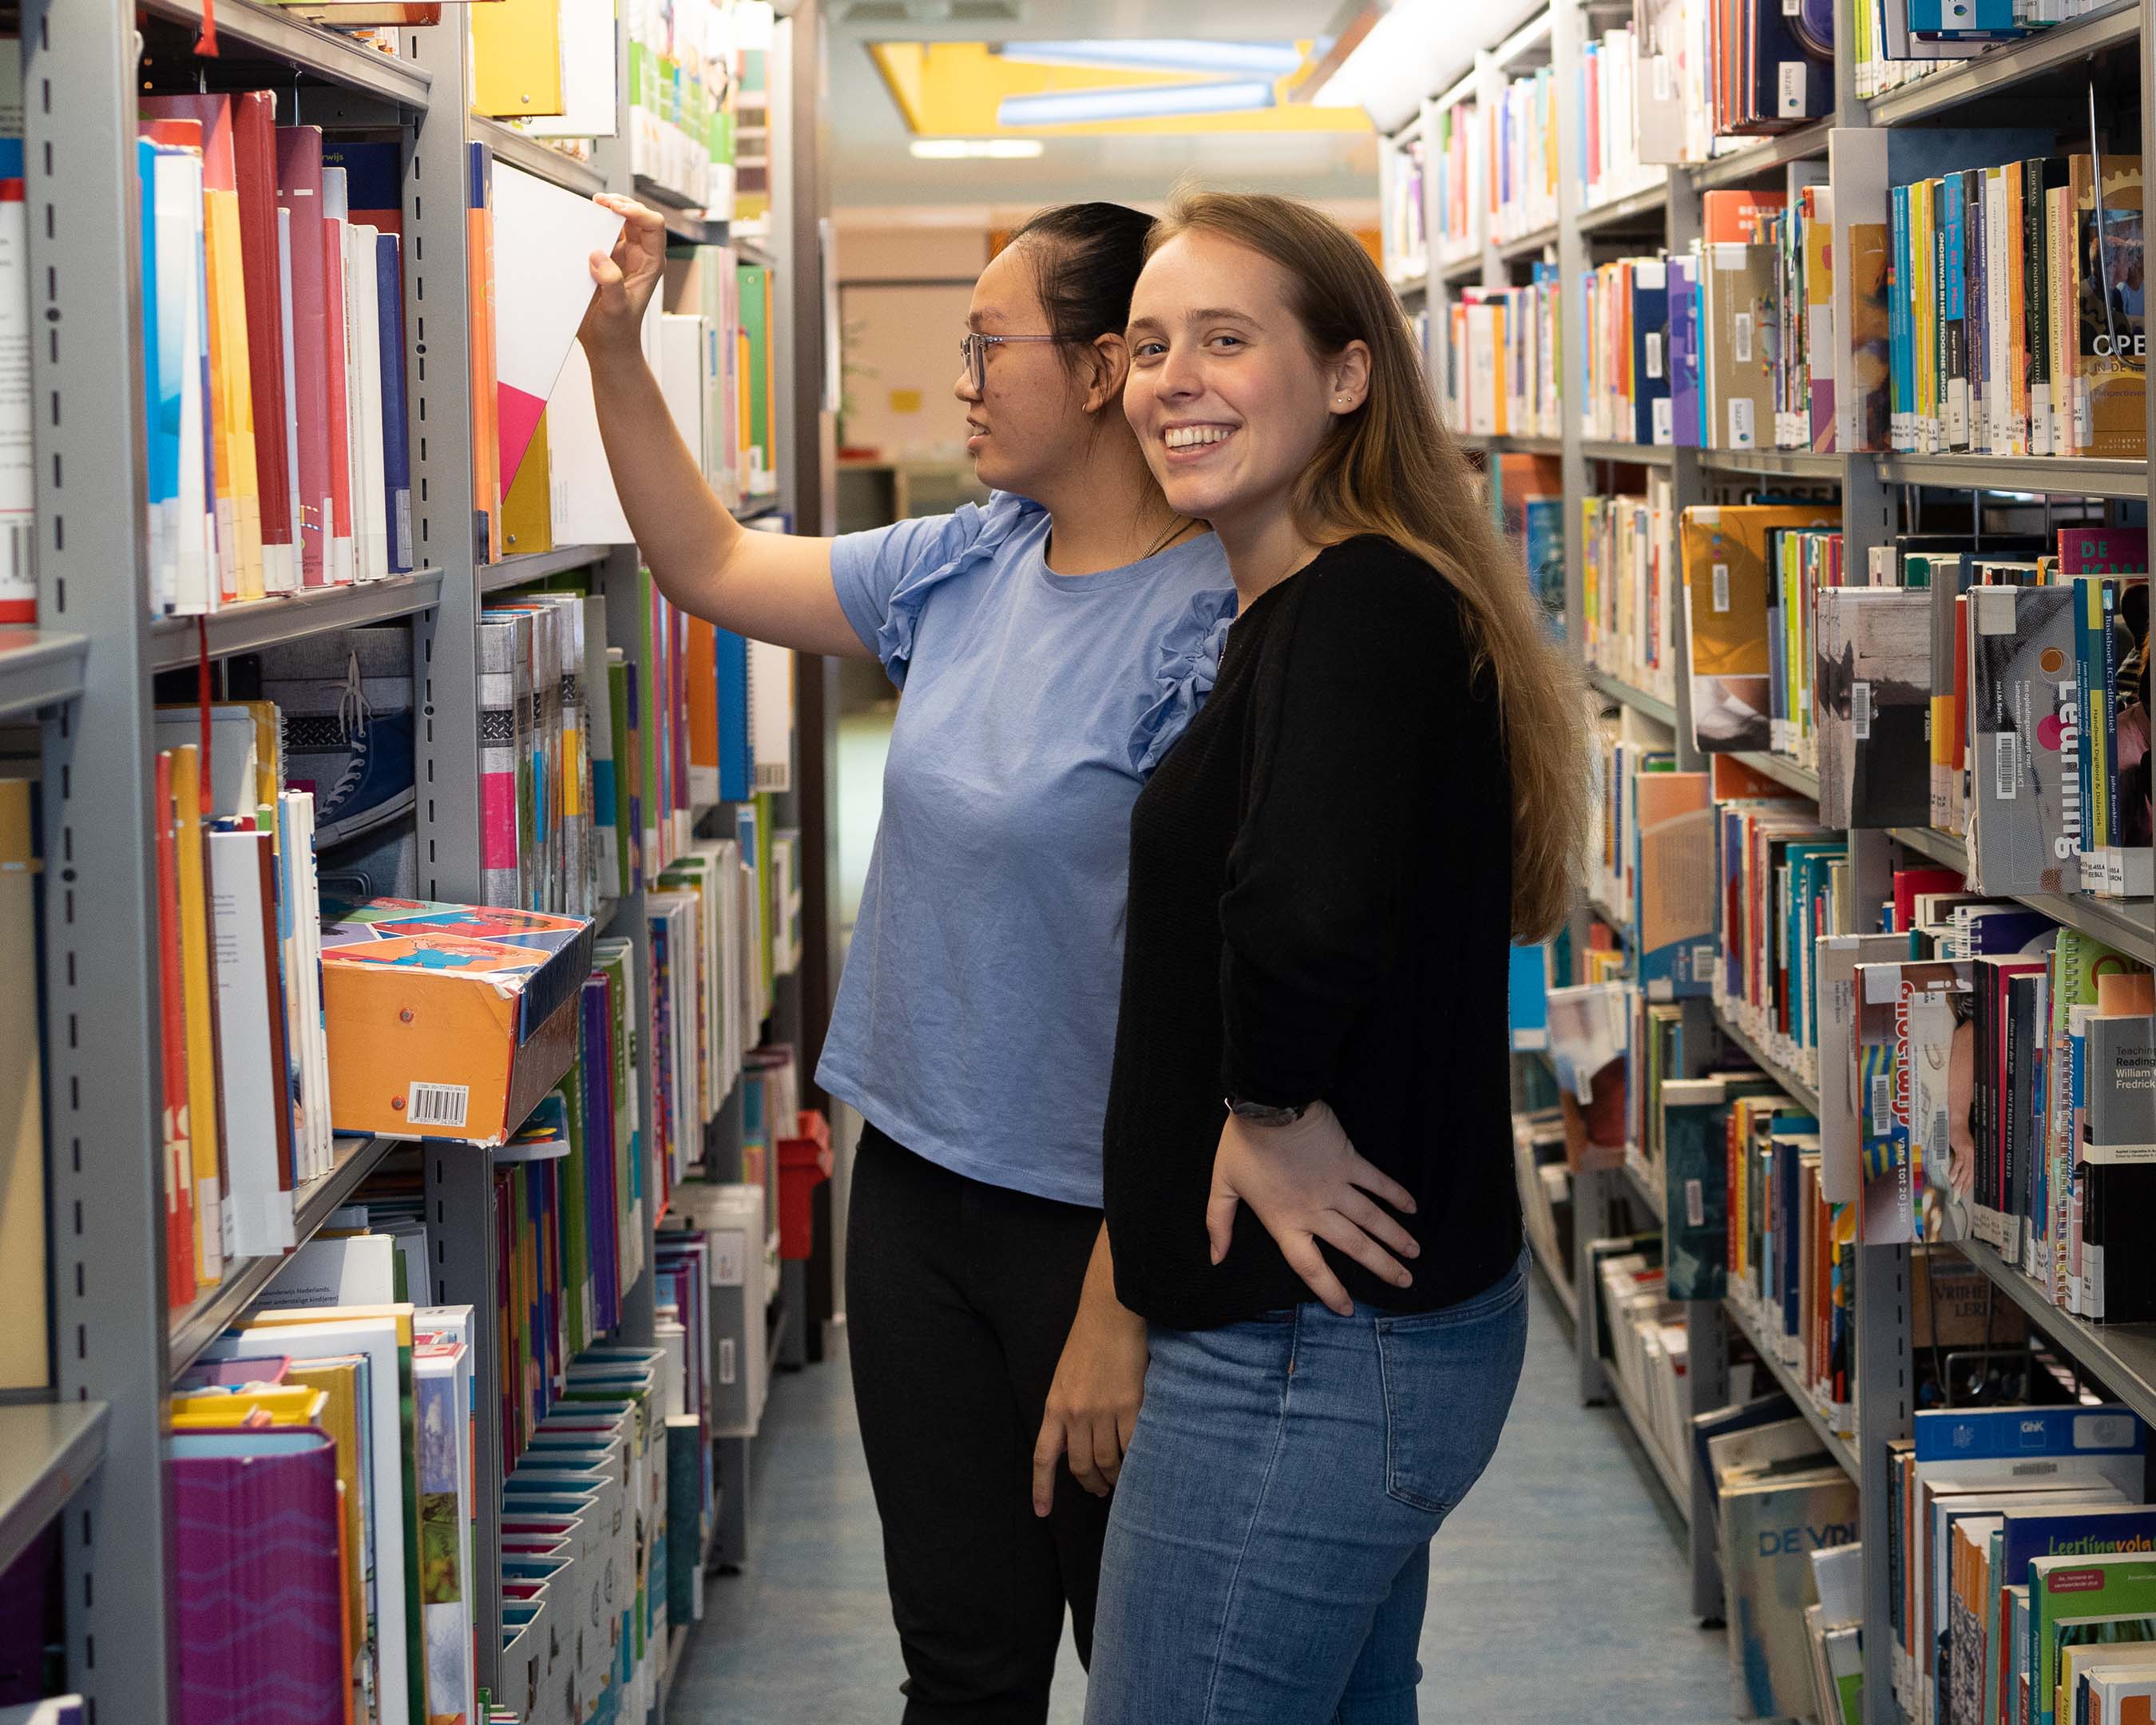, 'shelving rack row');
1382,2,2155,1718
15,1,834,1719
